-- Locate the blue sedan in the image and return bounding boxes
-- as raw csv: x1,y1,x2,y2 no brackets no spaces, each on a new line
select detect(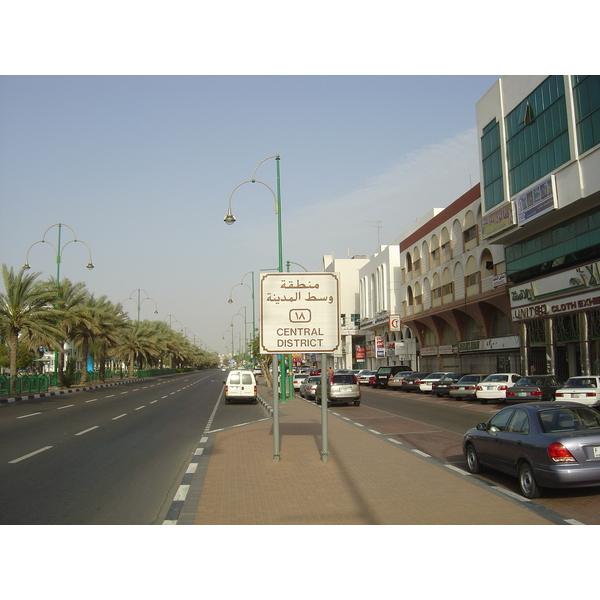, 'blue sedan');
463,402,600,498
